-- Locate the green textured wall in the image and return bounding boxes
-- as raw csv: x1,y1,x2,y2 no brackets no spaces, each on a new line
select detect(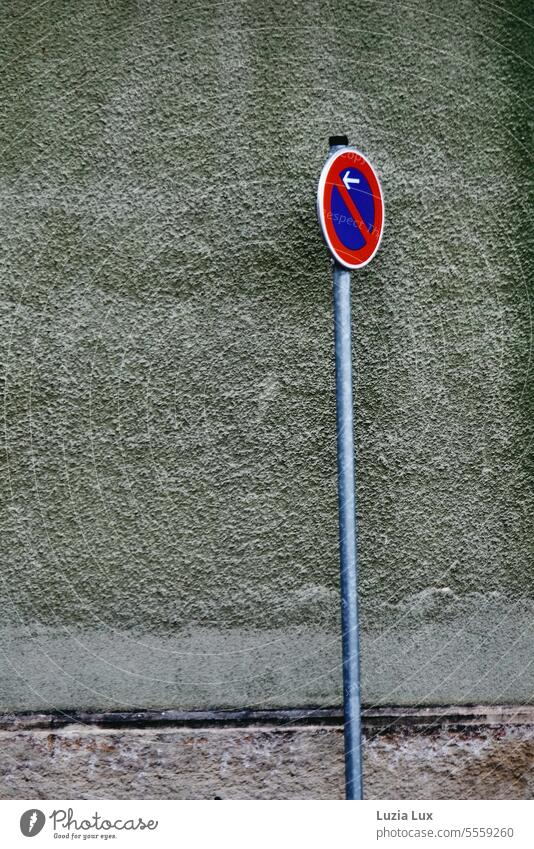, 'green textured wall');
0,0,532,711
